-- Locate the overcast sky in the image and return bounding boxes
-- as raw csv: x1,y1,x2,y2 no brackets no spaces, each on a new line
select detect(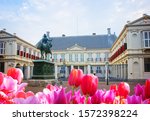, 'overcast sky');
0,0,150,45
